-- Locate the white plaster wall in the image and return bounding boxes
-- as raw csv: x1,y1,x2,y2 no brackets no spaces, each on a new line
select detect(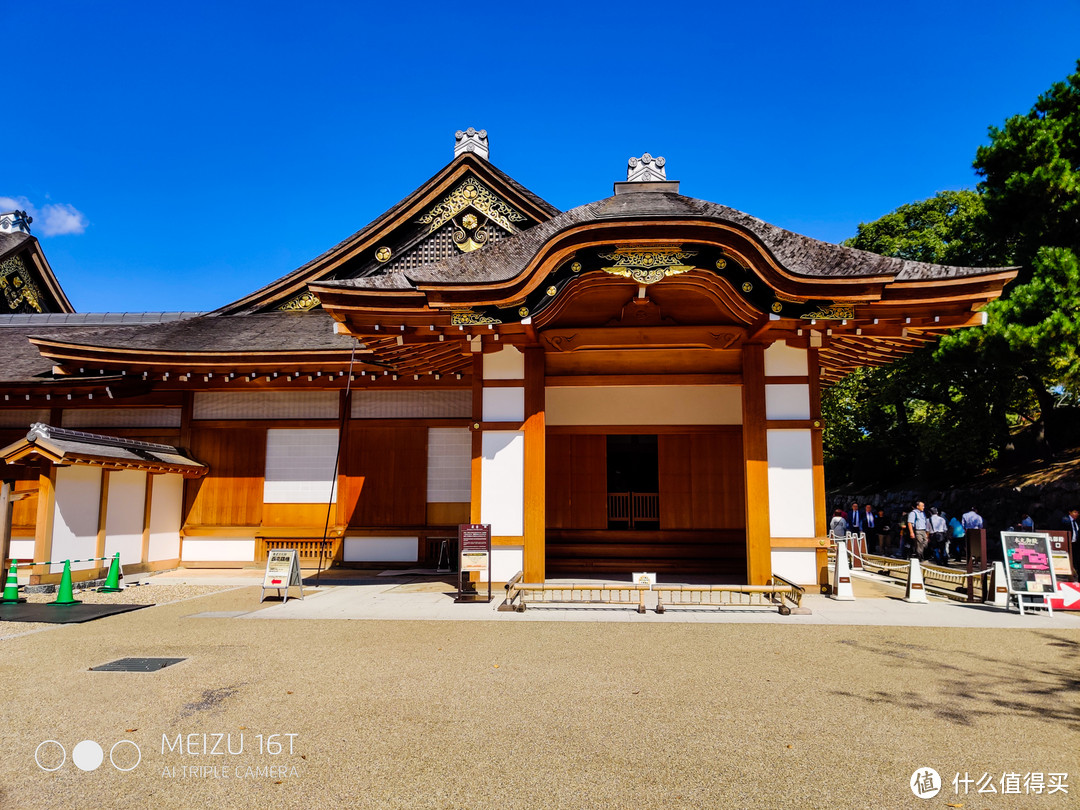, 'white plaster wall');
180,538,256,562
9,539,35,559
63,408,182,428
480,431,524,536
148,474,184,562
351,390,471,419
482,388,525,422
483,346,525,380
264,428,339,503
0,408,49,428
50,466,102,572
546,385,742,426
764,343,809,376
771,548,818,585
103,471,146,566
194,391,338,420
477,546,523,583
343,536,419,562
767,430,816,538
765,384,811,420
427,428,472,502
